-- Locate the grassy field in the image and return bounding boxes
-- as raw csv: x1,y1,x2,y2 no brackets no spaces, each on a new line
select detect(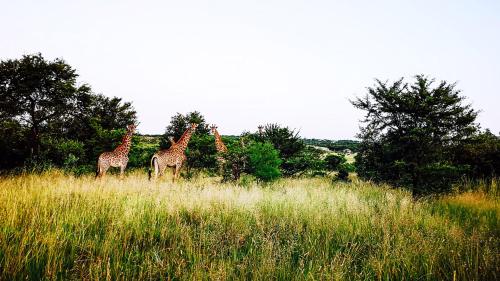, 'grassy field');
0,171,498,280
